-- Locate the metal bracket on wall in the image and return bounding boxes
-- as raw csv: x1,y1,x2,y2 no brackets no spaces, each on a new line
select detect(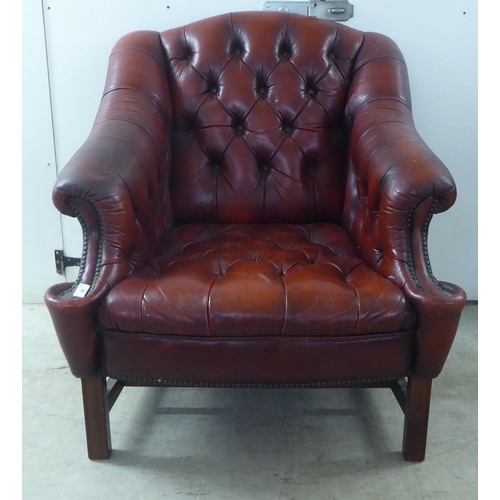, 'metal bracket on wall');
263,1,354,22
54,250,81,275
